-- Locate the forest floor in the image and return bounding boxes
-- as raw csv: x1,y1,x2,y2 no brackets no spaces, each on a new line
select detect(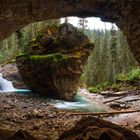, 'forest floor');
0,89,139,140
